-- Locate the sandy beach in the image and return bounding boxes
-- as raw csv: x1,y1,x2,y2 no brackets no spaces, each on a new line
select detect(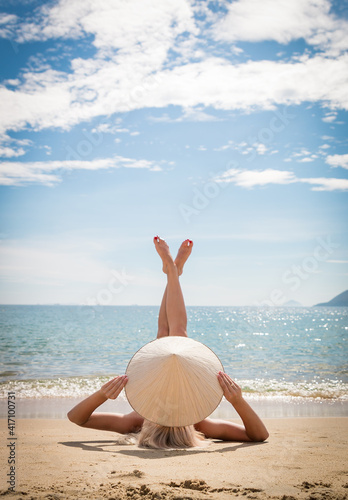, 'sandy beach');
1,417,347,499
